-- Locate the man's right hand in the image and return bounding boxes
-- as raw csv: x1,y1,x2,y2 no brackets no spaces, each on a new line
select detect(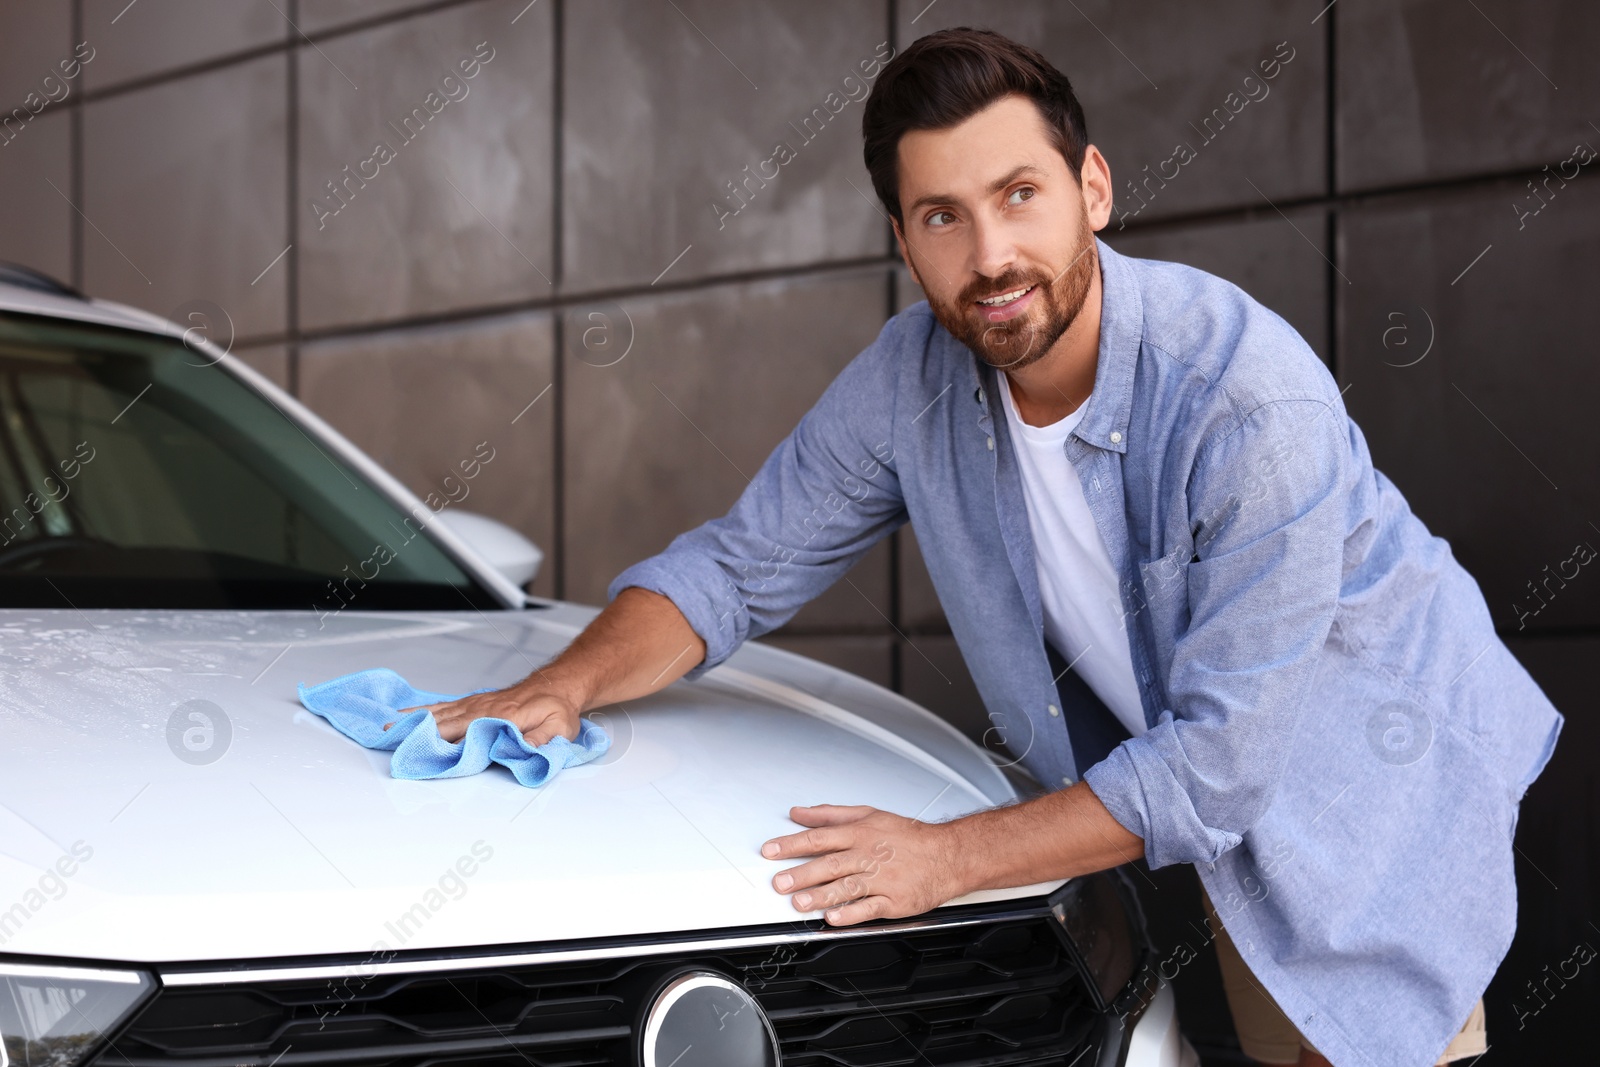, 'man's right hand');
384,688,582,747
378,586,707,749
